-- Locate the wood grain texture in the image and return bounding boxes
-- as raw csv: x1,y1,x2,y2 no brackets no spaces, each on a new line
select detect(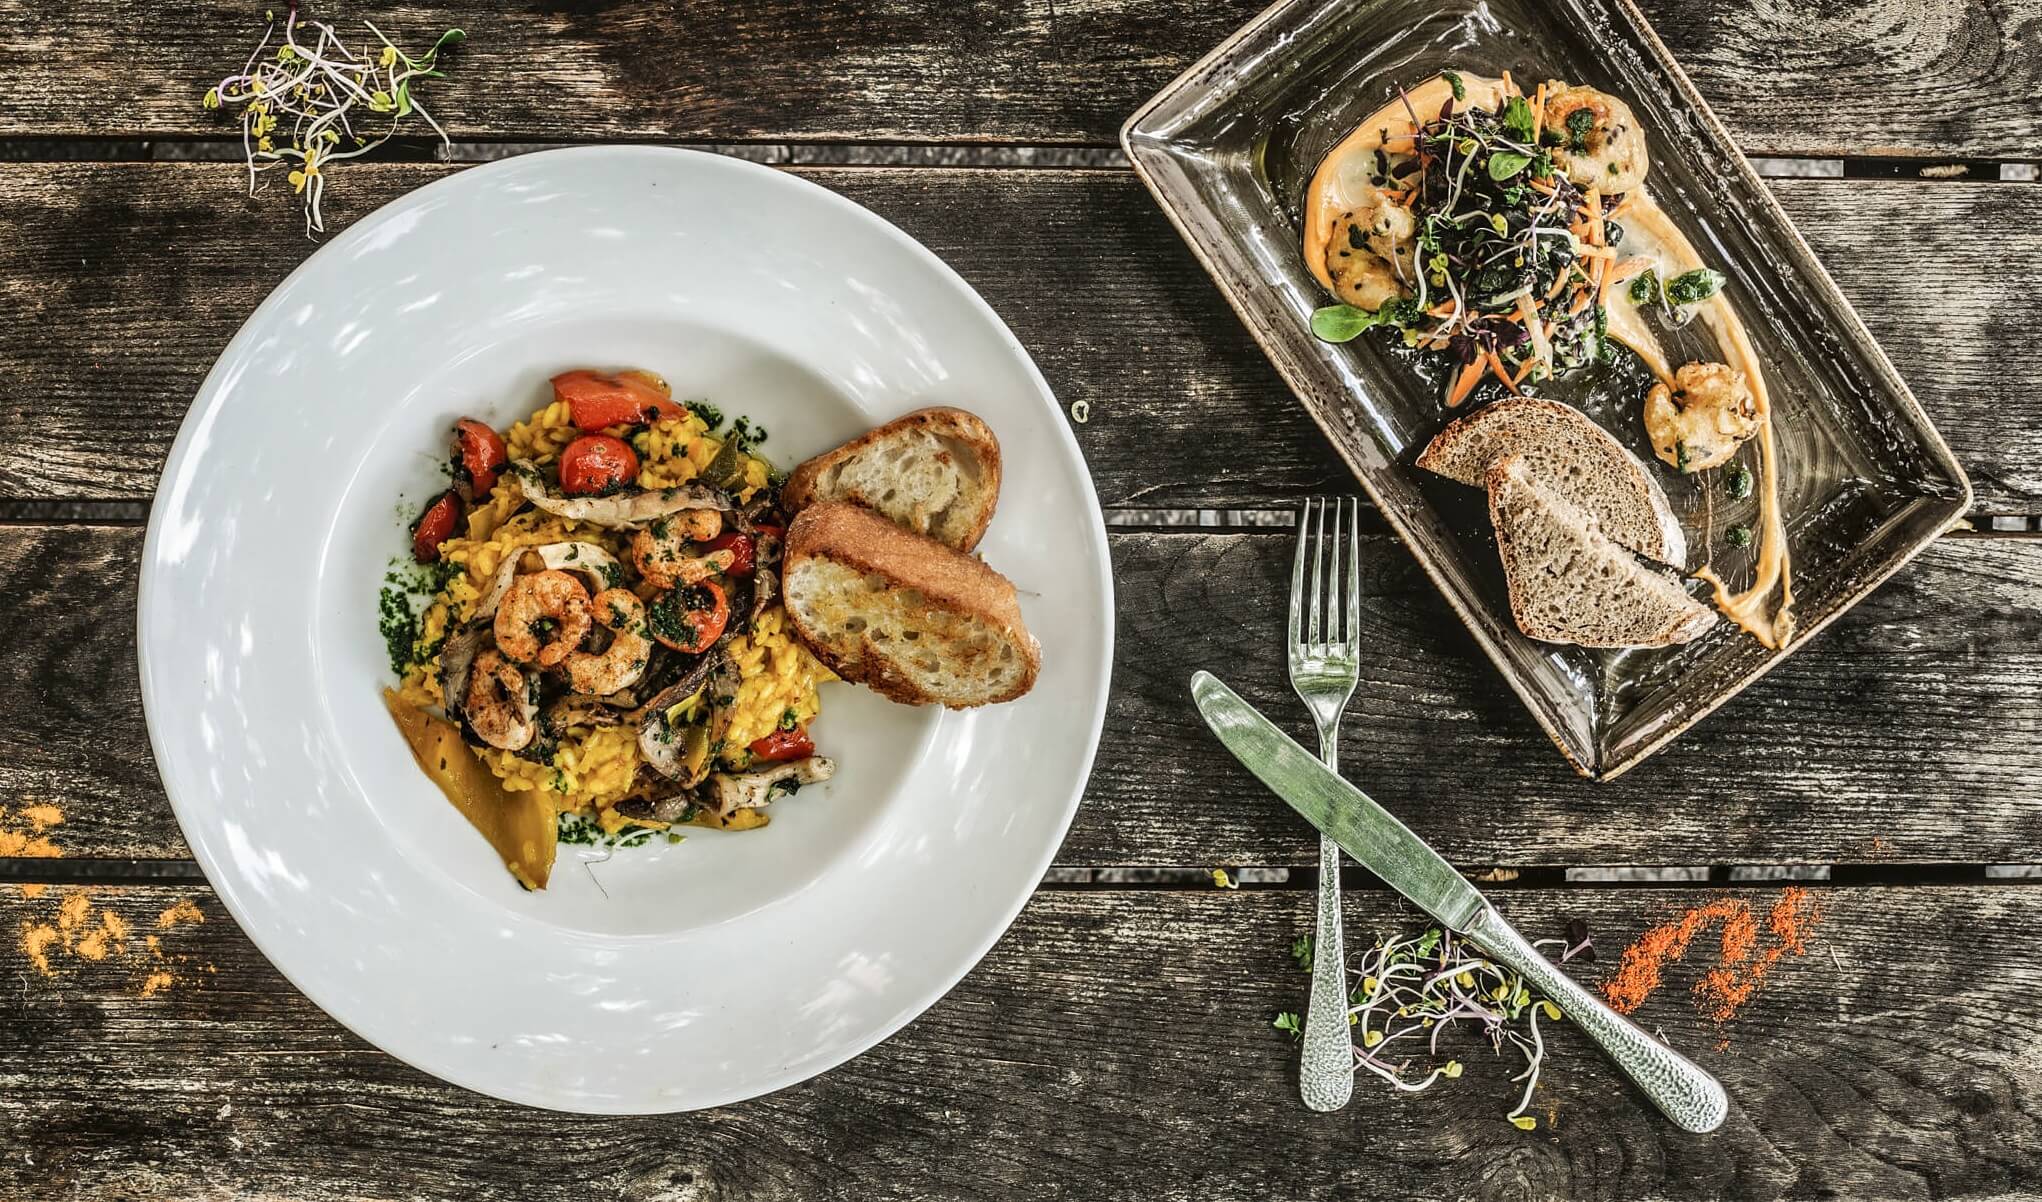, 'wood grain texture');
0,1,2037,157
1,163,2040,511
0,882,2035,1200
6,525,2039,867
